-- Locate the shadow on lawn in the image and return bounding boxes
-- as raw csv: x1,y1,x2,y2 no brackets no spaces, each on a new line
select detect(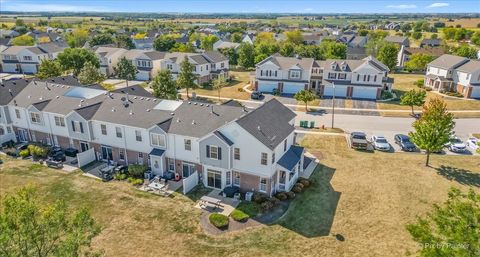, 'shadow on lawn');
435,165,480,187
276,164,341,238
